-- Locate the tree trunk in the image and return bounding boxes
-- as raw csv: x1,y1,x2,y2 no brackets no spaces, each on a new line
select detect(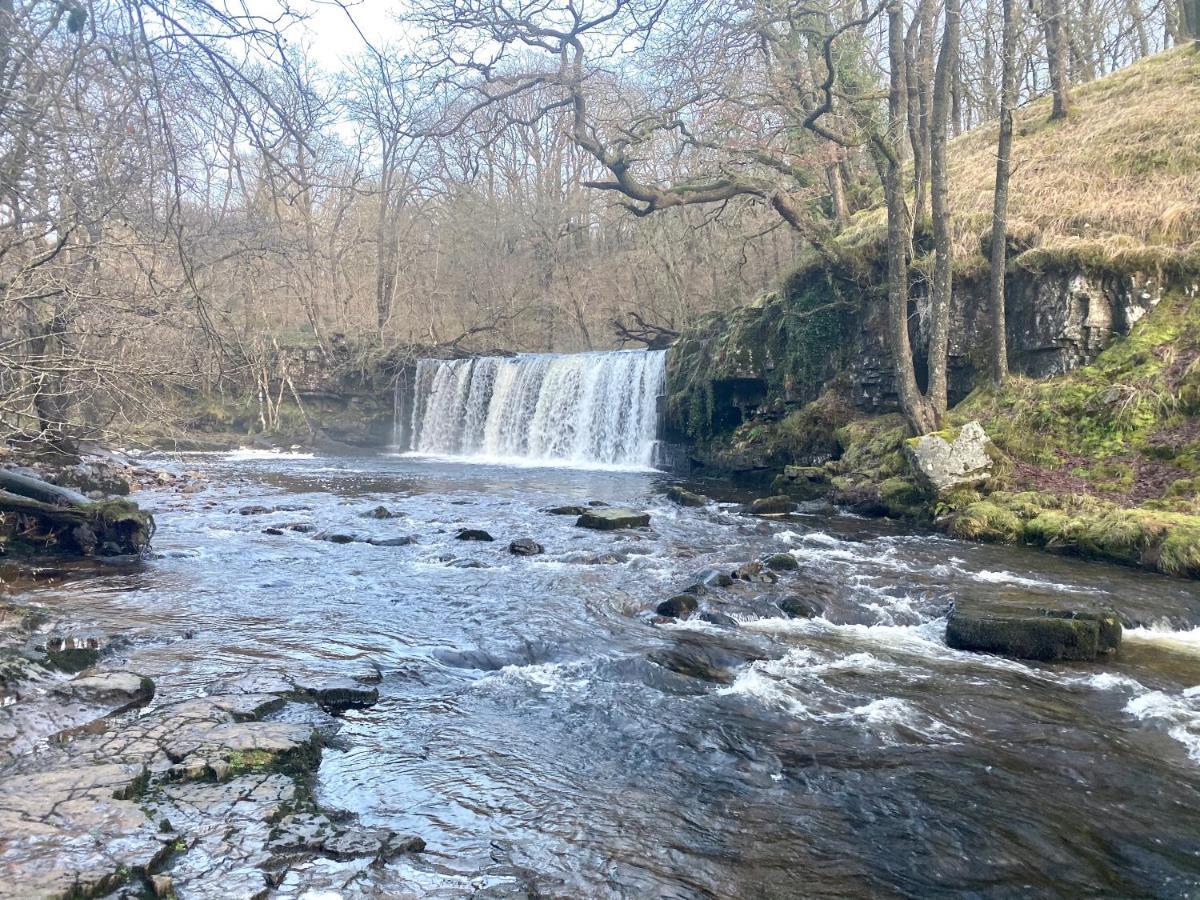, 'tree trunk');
1043,0,1072,119
927,0,960,417
883,2,938,436
1184,0,1200,44
988,0,1020,386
